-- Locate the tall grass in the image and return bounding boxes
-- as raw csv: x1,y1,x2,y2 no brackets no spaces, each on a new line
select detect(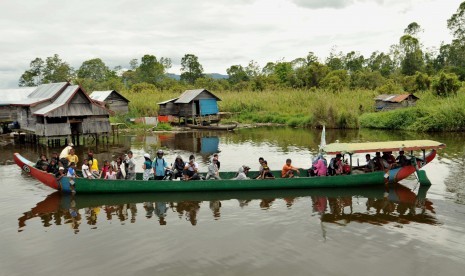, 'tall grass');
360,89,465,131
